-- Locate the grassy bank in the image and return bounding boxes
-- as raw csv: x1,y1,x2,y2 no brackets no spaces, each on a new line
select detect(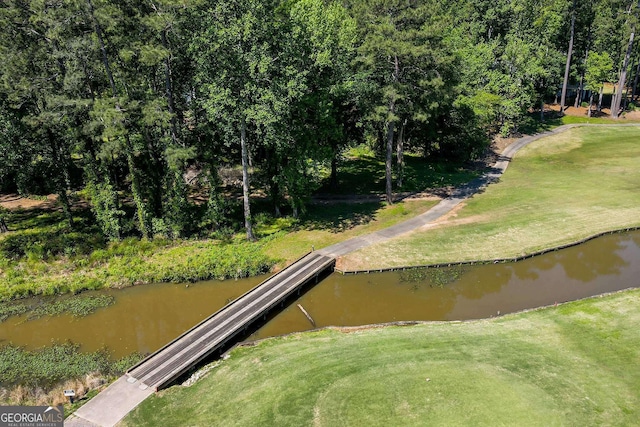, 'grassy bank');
0,197,436,302
0,343,142,409
0,232,274,301
124,288,640,426
1,123,636,300
340,125,640,270
262,200,438,264
0,141,459,302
